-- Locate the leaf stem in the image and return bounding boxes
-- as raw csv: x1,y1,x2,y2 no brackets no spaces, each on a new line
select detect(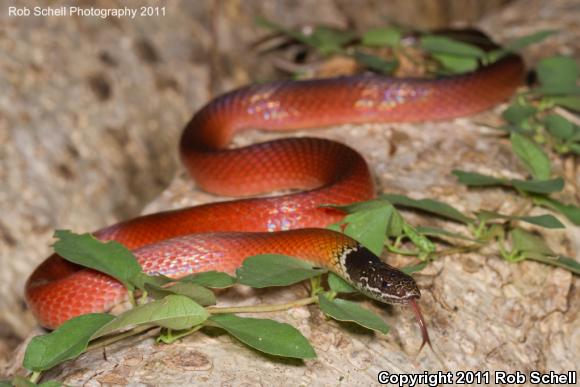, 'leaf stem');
29,371,41,384
206,296,318,315
88,325,158,352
